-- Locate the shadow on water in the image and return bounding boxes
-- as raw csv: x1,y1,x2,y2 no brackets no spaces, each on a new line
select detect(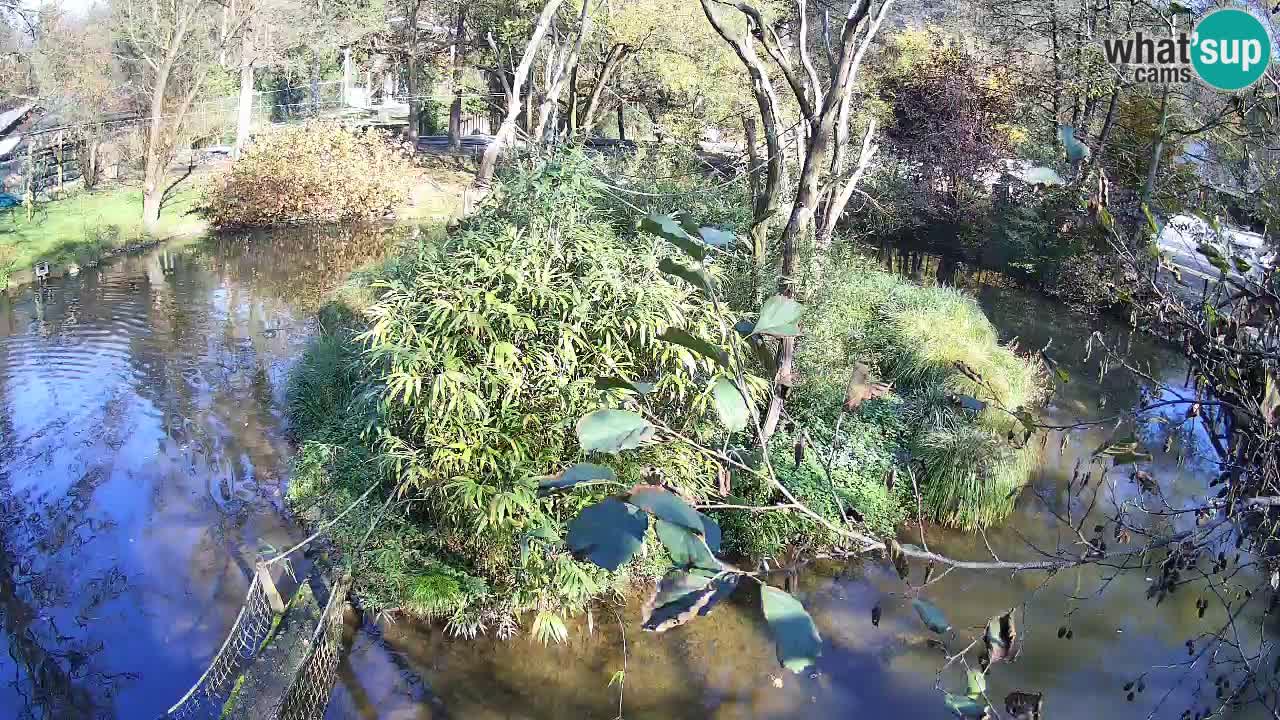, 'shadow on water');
325,246,1273,719
0,224,398,718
